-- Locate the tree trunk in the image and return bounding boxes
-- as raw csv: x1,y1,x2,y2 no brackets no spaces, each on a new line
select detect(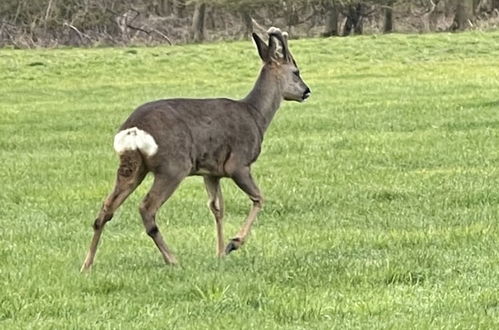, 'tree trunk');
420,0,438,32
493,0,499,10
191,2,206,42
159,0,173,16
353,3,363,35
445,0,455,17
343,16,353,36
342,3,363,36
173,0,185,18
452,0,474,30
240,8,252,39
383,4,393,33
429,0,441,31
150,0,172,16
472,0,480,14
323,0,339,36
205,6,216,30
